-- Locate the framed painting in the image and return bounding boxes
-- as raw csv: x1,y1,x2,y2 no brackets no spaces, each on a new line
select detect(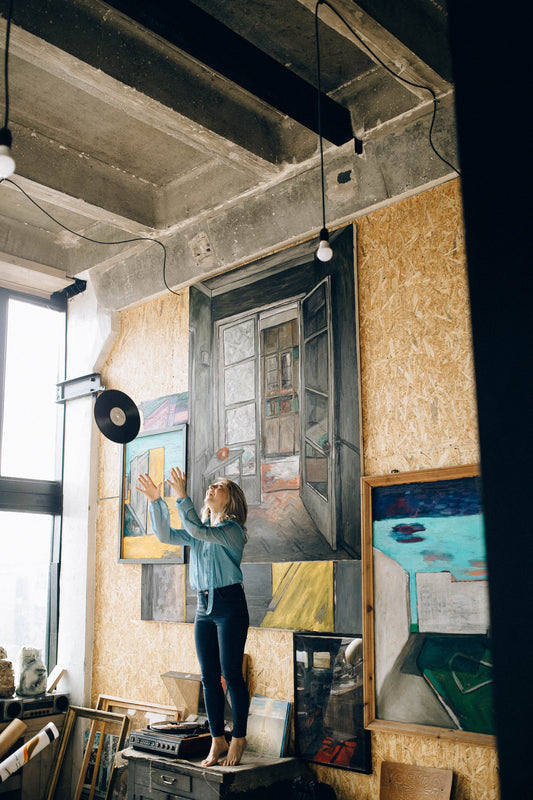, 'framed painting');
293,632,371,773
119,424,187,563
361,465,495,744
